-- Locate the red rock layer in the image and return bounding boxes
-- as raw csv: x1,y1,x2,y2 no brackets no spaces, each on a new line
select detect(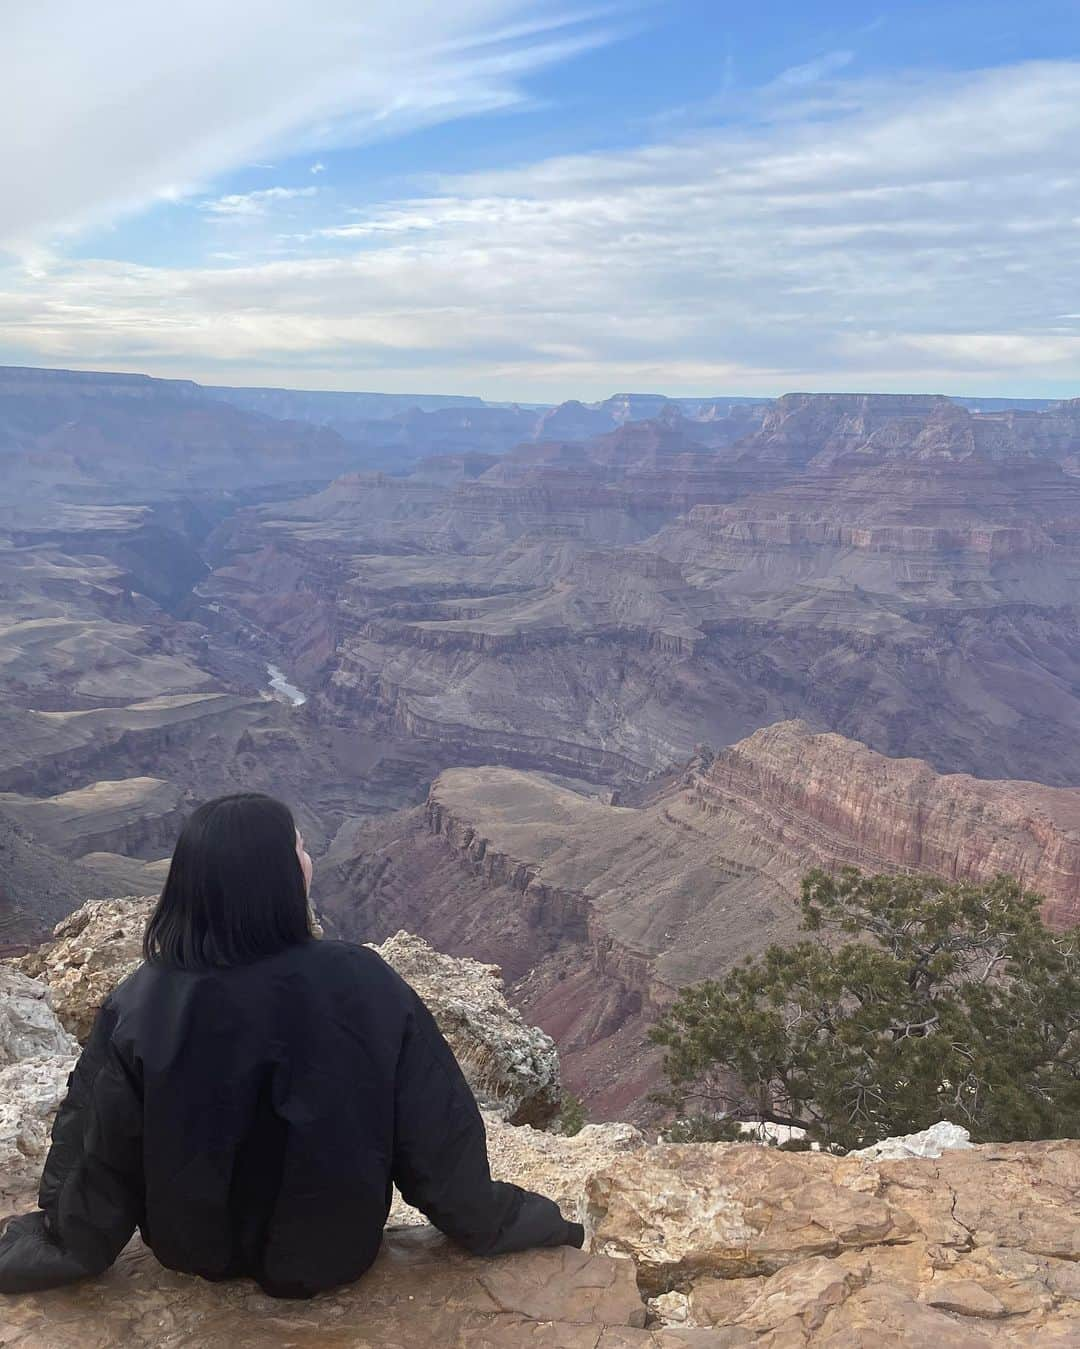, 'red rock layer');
697,721,1080,928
